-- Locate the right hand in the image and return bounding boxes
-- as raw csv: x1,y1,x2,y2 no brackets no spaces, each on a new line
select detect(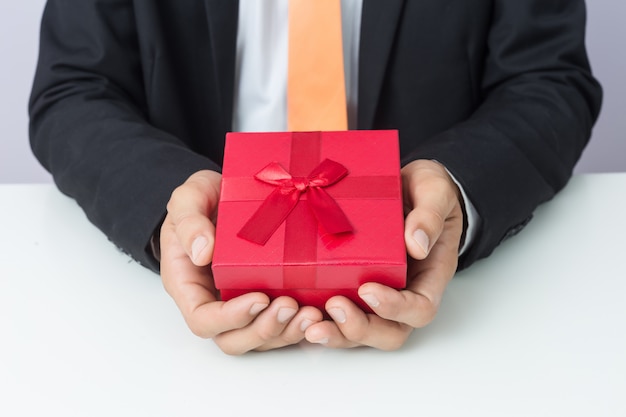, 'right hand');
302,160,464,350
159,170,323,355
